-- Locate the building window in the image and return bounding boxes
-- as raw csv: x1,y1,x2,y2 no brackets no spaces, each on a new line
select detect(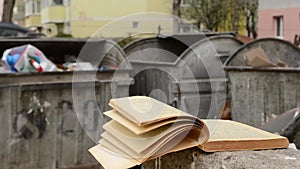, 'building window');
25,0,41,16
64,0,71,6
180,23,192,33
132,21,139,29
52,0,63,5
41,0,63,8
274,16,284,37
